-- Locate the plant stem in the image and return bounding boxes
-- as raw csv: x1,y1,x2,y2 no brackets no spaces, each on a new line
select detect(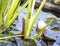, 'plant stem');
25,0,46,39
26,0,36,35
